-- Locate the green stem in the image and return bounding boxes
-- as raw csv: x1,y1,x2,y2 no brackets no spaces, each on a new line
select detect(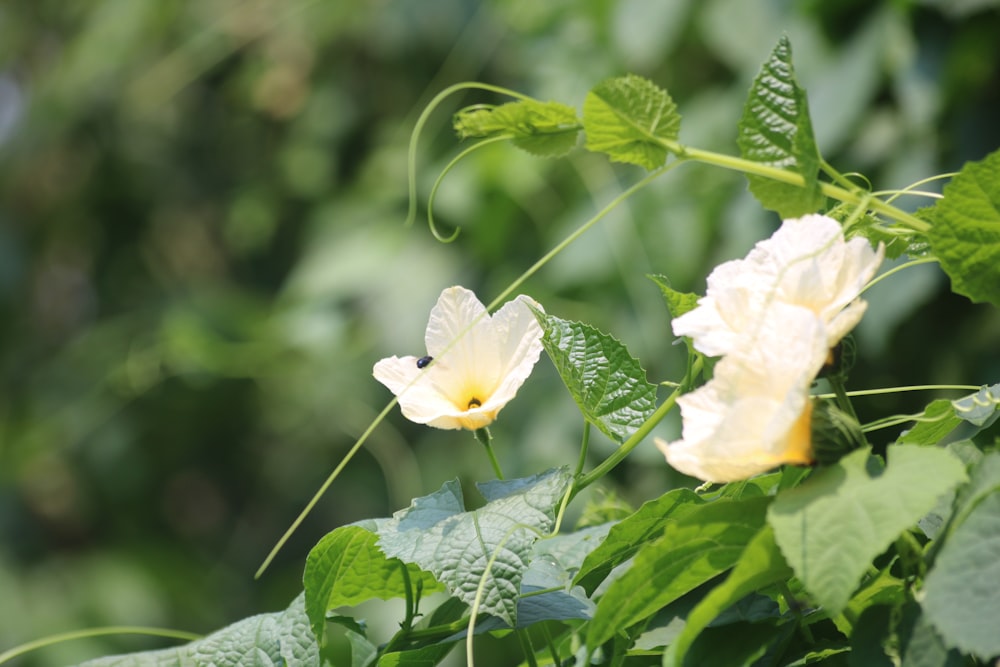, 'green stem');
573,357,703,497
0,627,201,665
475,427,504,480
862,257,938,293
814,383,982,399
666,144,931,233
778,581,815,645
575,421,591,477
516,629,539,667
